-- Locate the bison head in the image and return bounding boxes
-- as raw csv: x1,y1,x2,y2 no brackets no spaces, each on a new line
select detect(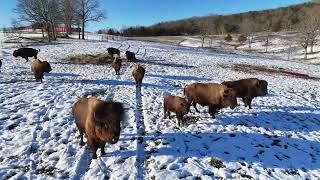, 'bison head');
13,50,19,57
256,80,268,96
42,61,52,73
222,88,238,109
180,99,191,116
94,102,124,144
